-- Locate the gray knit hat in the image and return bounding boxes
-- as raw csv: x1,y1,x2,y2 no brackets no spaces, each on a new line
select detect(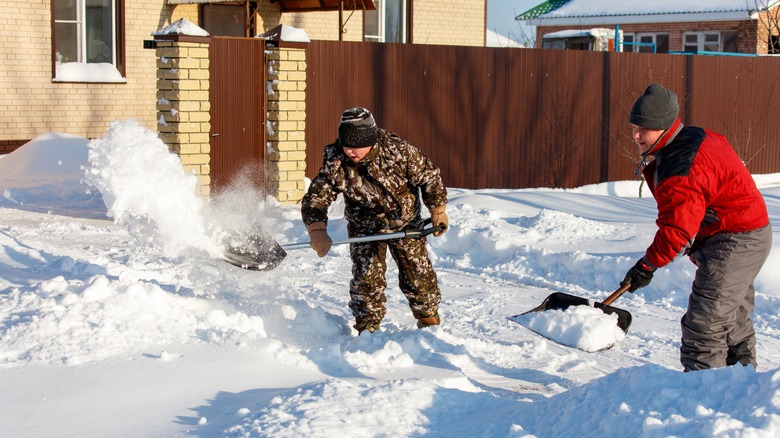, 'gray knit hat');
338,107,378,148
629,84,680,130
